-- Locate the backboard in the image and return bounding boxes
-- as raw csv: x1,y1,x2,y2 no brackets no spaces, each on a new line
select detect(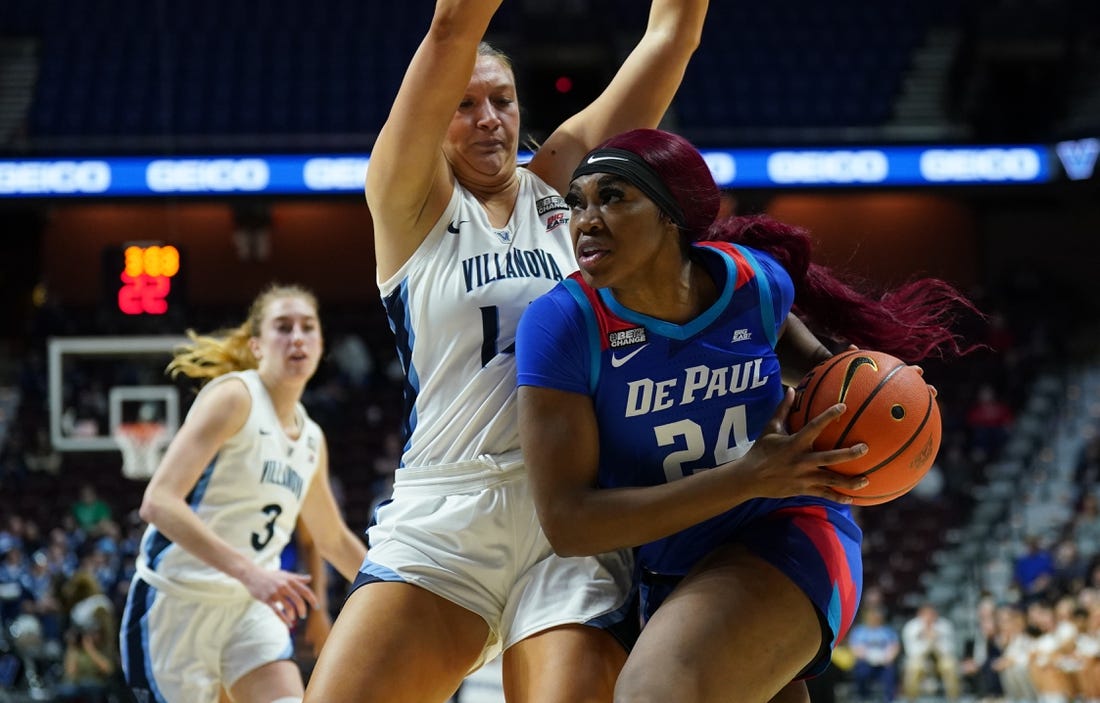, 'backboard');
47,336,189,451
